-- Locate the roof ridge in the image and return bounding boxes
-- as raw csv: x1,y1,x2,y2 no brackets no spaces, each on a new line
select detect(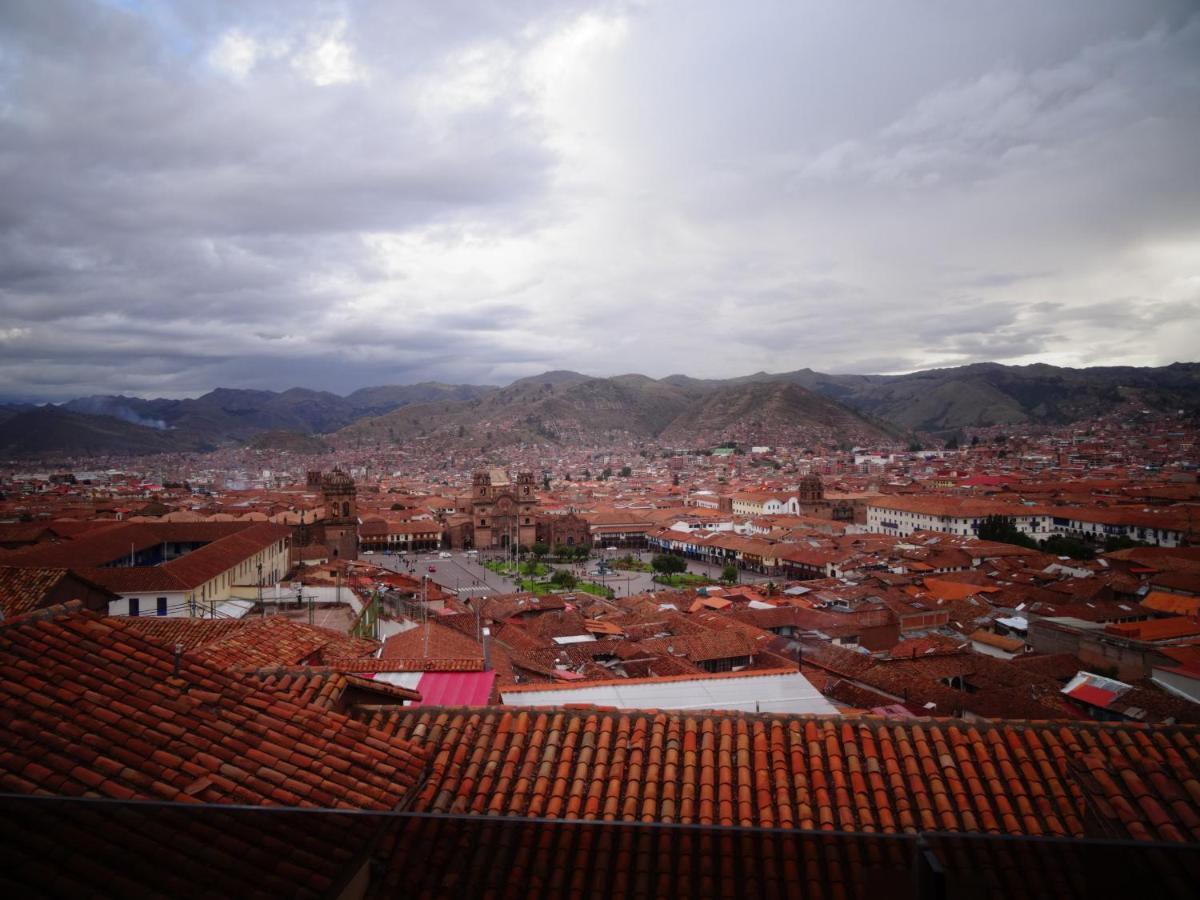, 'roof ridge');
0,598,86,630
